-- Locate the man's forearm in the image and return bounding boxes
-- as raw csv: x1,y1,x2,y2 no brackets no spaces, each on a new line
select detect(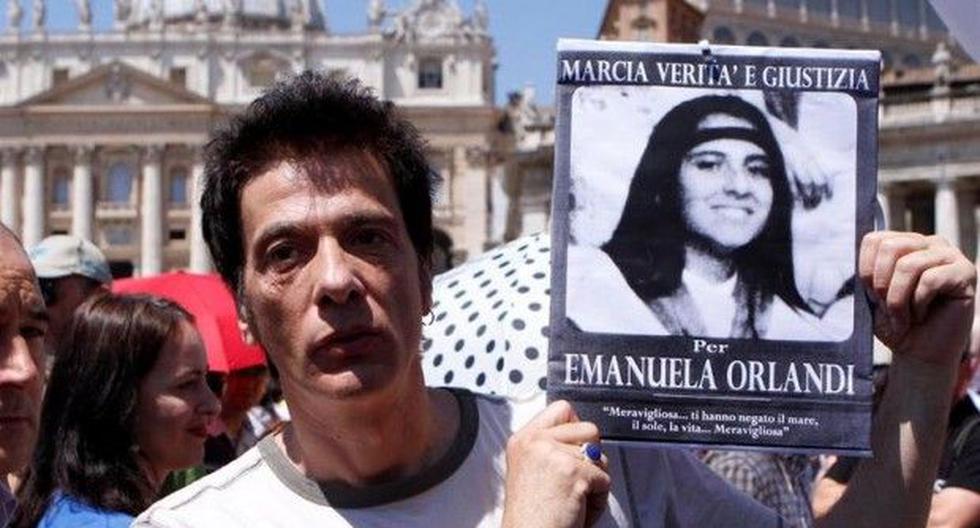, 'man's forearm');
816,355,956,528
